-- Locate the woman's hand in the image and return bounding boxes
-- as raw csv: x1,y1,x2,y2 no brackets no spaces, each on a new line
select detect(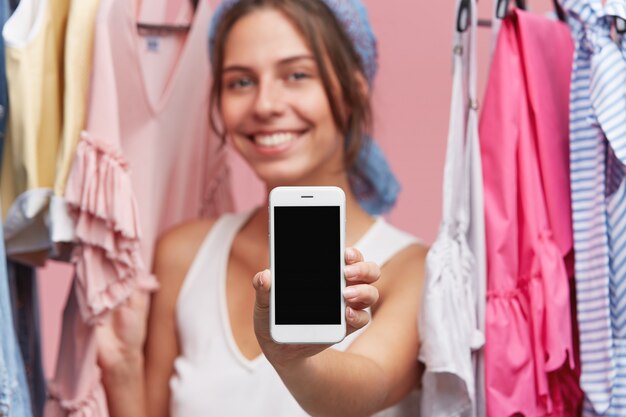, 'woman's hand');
96,290,150,375
253,247,380,369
